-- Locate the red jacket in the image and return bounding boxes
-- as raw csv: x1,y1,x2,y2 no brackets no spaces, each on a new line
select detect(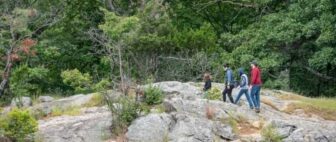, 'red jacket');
251,67,262,85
